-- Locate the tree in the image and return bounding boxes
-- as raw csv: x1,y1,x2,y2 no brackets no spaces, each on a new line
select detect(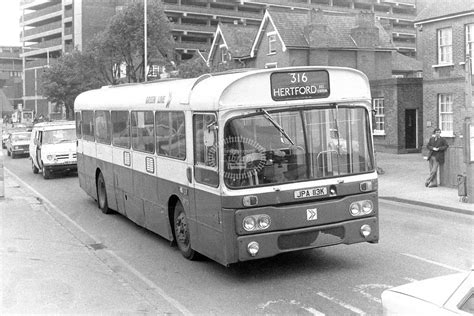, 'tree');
41,50,105,120
175,55,210,78
88,1,174,83
175,55,246,79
